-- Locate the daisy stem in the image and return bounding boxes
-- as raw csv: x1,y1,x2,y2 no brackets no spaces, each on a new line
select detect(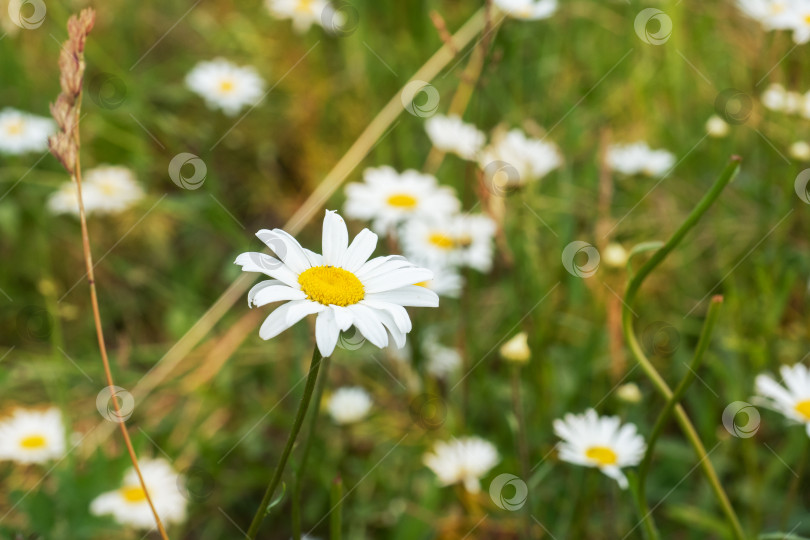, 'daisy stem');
291,356,331,540
635,295,724,540
66,54,169,540
622,156,746,540
246,347,324,539
330,475,344,540
509,364,532,539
